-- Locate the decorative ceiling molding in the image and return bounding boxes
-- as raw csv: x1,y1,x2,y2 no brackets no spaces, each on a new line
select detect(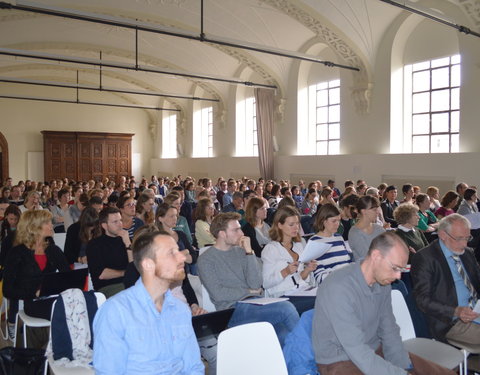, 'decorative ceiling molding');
458,0,480,28
260,0,373,114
